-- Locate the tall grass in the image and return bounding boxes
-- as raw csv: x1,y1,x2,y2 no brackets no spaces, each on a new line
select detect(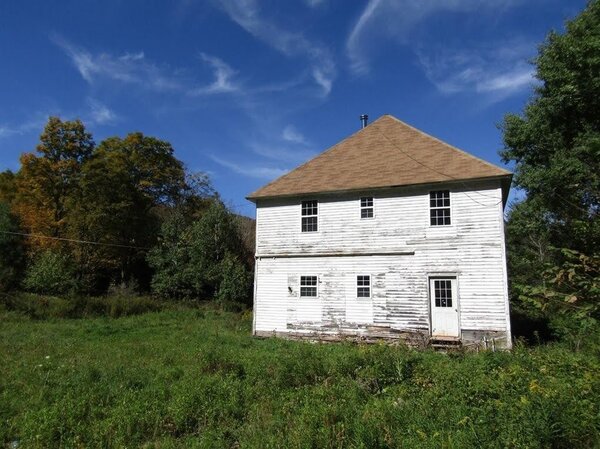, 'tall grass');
0,292,170,319
1,304,599,448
